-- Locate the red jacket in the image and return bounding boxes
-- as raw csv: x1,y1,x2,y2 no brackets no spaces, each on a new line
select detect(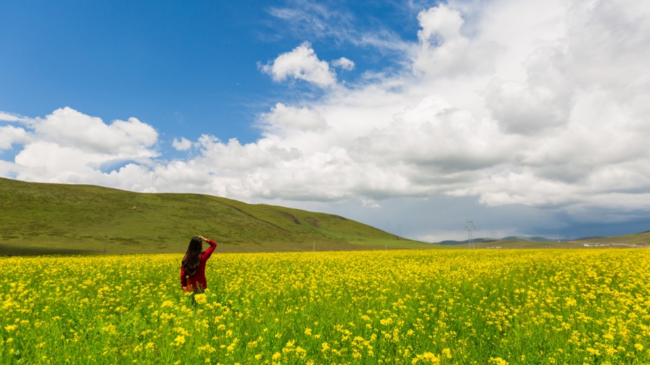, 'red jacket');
180,239,217,291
